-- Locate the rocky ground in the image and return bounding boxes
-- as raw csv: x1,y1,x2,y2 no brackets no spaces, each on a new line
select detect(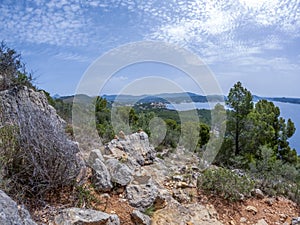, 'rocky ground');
26,132,299,225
